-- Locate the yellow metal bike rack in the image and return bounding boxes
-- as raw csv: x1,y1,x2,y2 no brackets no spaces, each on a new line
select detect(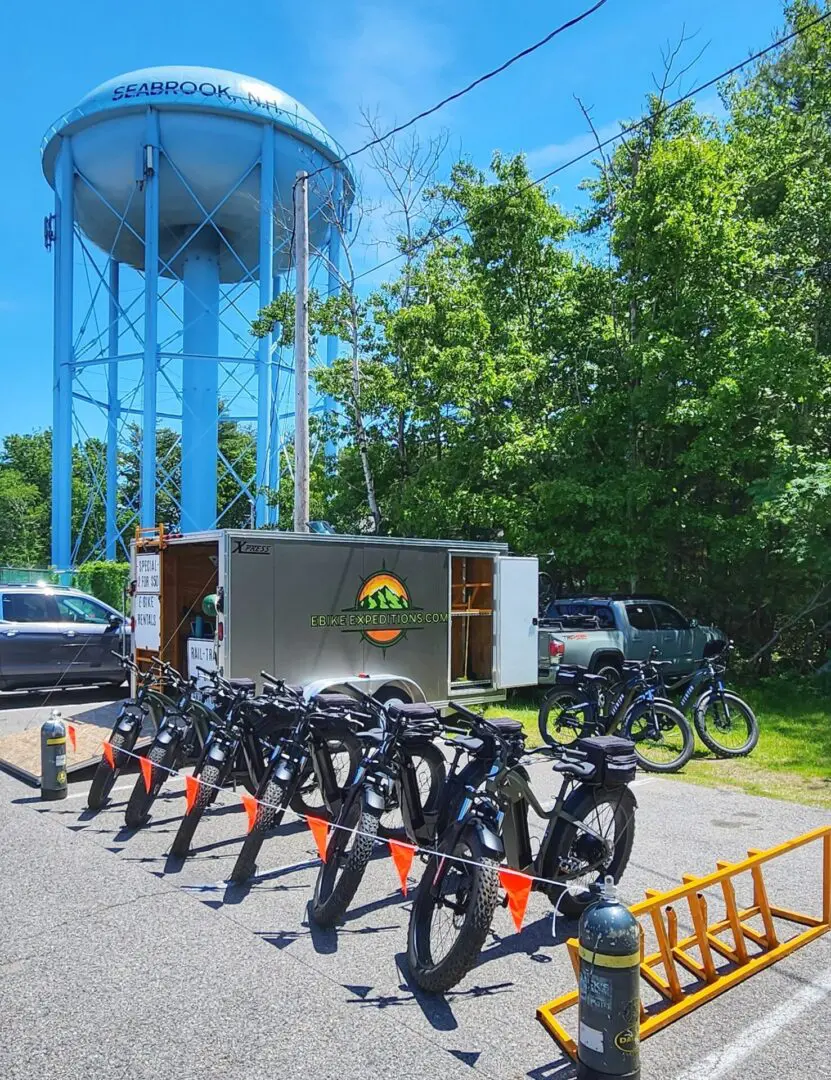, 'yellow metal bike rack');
537,825,831,1057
